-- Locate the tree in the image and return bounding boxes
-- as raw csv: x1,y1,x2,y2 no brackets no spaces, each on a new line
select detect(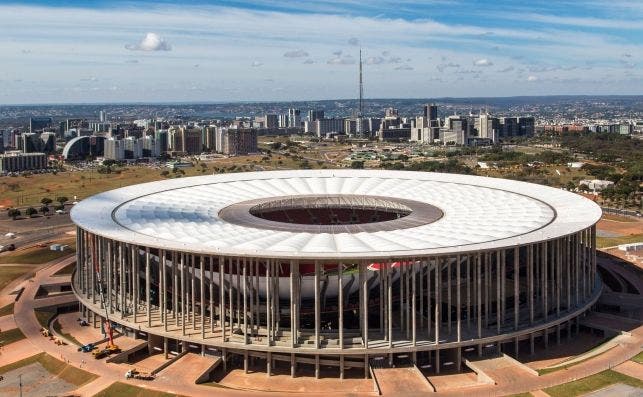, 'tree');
7,208,21,220
25,207,37,217
56,196,69,206
40,205,50,215
351,161,365,169
41,197,52,205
